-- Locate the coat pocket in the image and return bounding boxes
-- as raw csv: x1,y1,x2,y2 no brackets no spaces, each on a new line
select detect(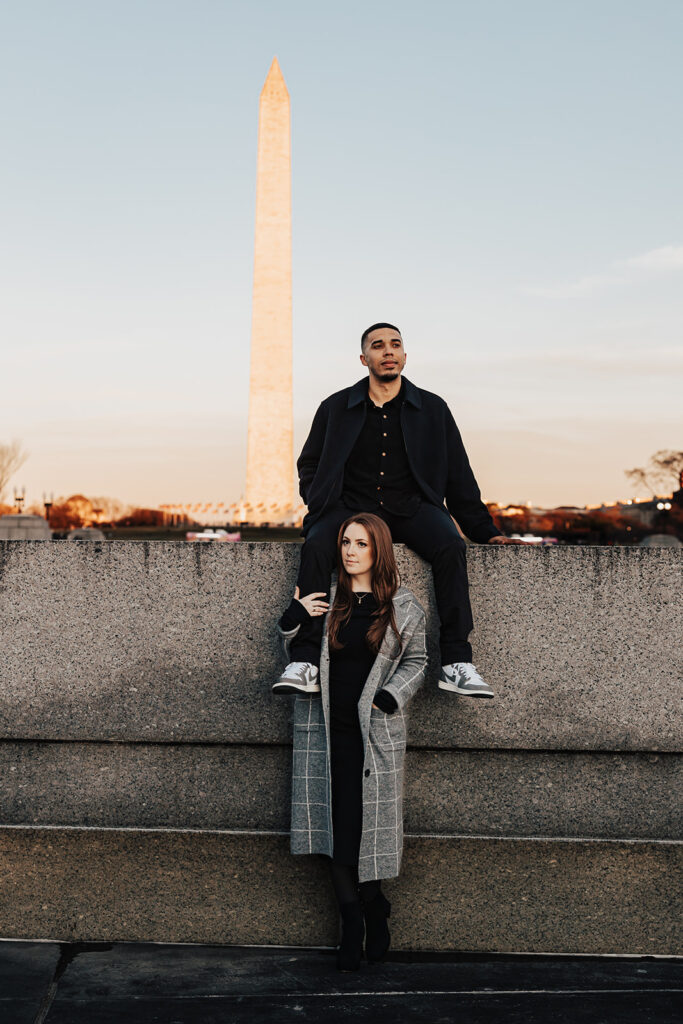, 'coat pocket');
369,706,406,749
